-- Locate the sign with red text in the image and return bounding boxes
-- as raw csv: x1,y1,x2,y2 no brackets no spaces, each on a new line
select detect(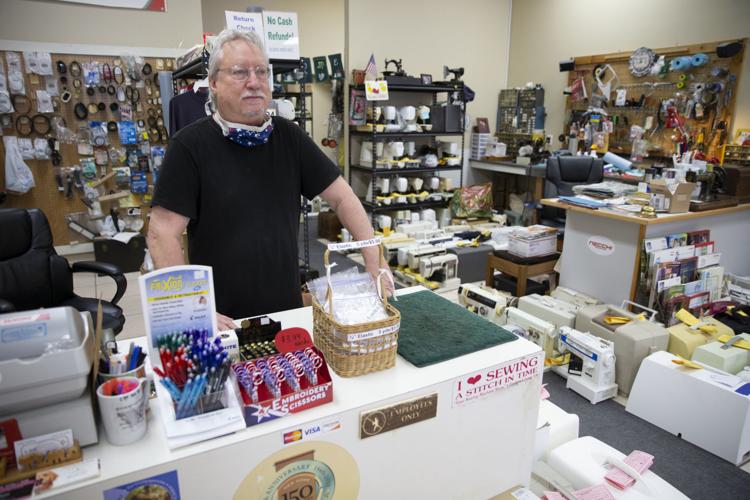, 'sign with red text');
586,235,616,256
451,353,542,408
274,327,313,353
